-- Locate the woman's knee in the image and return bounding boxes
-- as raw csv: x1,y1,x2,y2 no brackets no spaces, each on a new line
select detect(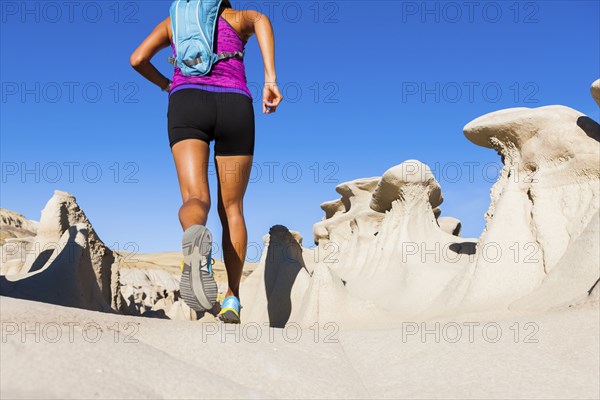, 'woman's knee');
220,201,244,221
